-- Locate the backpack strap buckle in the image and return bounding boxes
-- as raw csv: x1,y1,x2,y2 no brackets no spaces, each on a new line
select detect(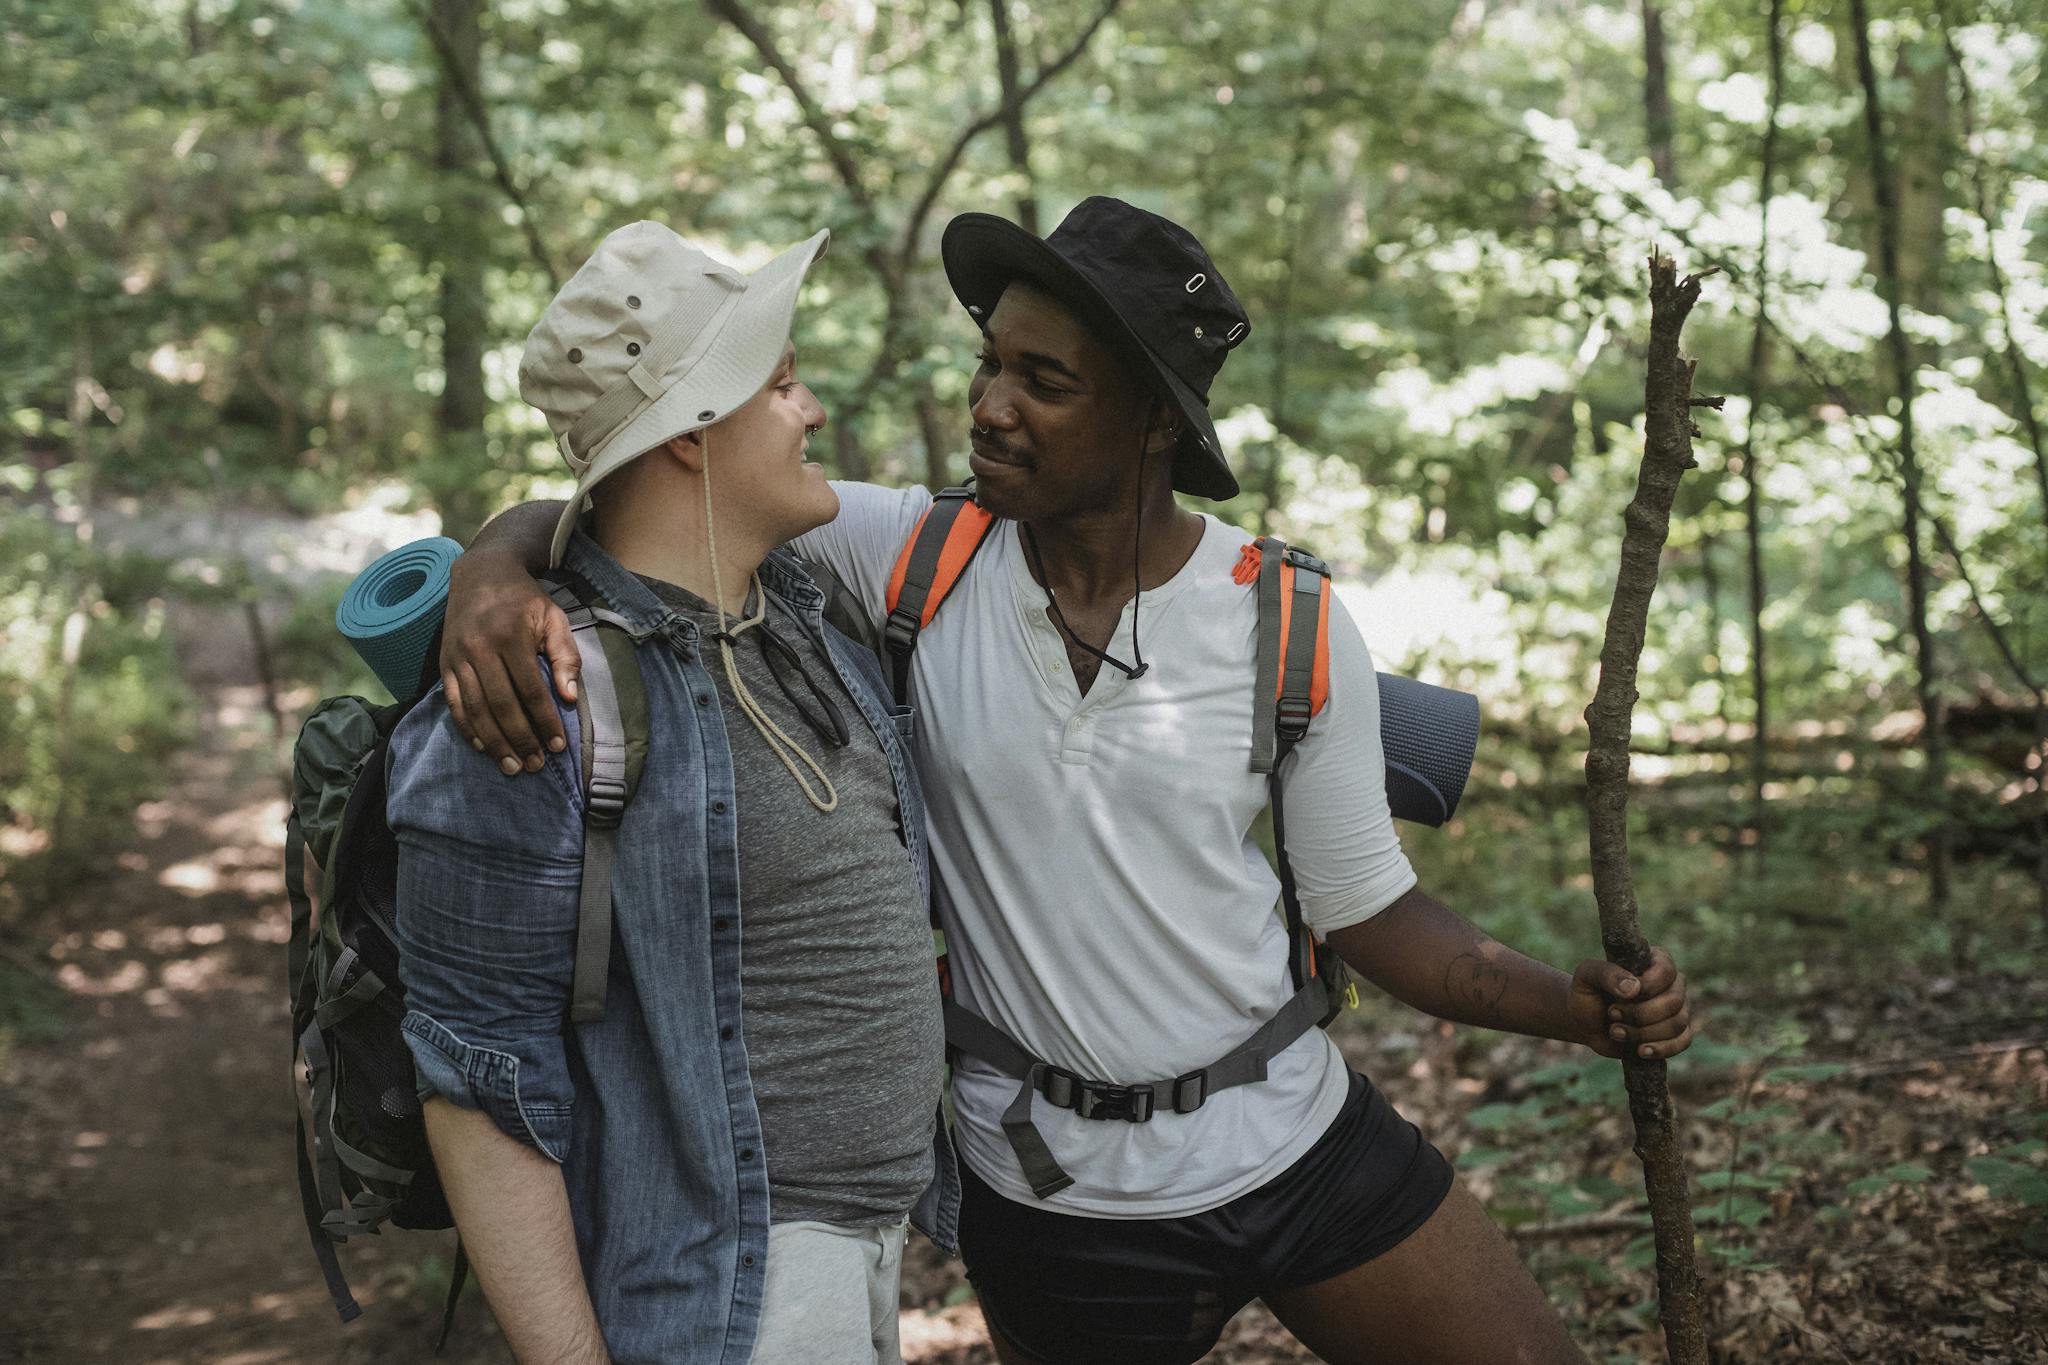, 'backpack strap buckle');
882,605,921,658
1171,1069,1209,1114
1075,1081,1154,1123
585,773,627,828
1276,694,1314,741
